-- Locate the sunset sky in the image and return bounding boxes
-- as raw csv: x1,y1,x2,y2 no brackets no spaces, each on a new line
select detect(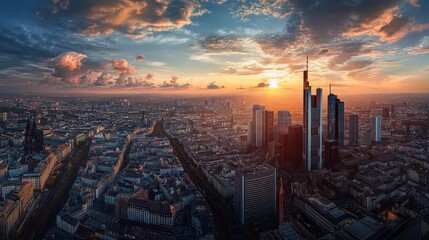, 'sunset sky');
0,0,428,96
